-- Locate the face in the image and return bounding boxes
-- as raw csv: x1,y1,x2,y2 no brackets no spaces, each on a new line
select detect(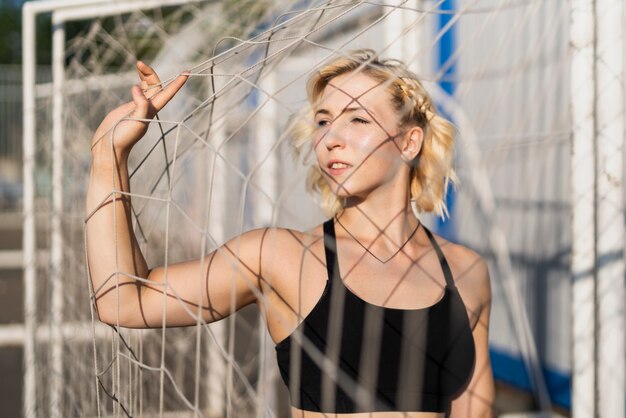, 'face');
312,72,409,200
